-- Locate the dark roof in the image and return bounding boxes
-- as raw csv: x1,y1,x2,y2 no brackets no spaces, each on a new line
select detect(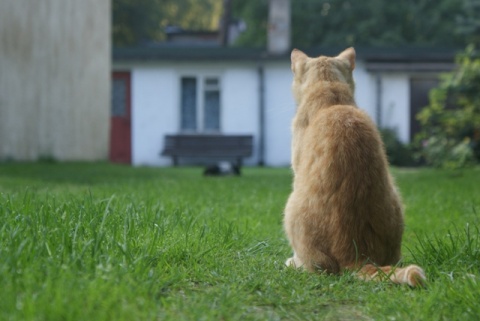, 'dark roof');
113,45,460,71
357,47,458,72
113,46,272,62
356,46,458,62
